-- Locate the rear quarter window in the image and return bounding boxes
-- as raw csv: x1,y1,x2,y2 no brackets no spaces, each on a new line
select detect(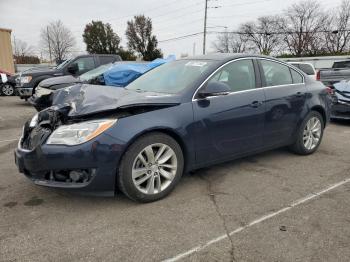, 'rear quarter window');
290,68,304,84
260,60,293,86
298,64,315,75
99,56,117,65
